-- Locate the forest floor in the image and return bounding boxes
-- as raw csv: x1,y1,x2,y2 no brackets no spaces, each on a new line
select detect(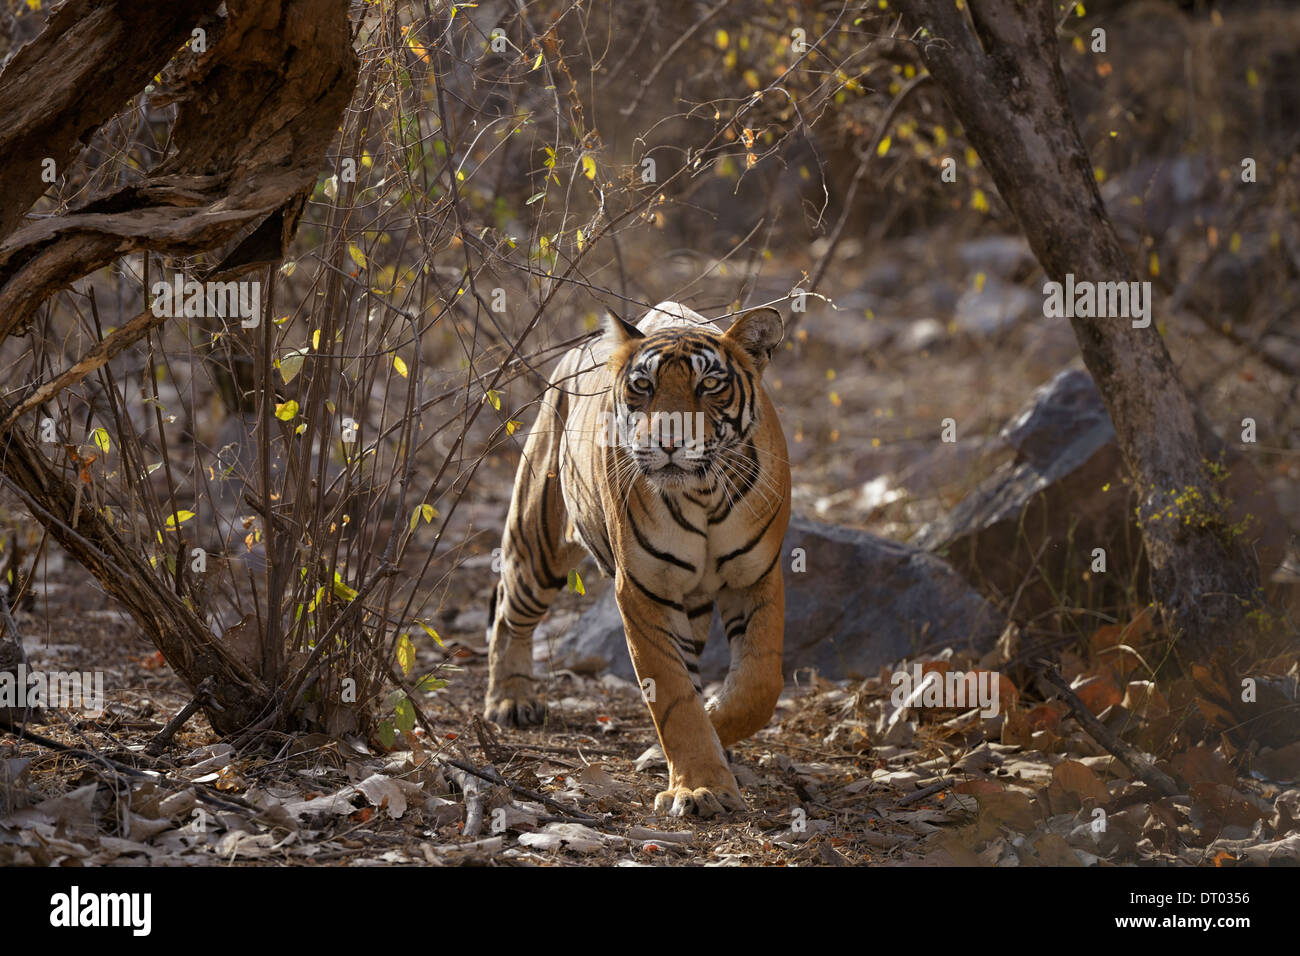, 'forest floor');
2,568,1298,867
